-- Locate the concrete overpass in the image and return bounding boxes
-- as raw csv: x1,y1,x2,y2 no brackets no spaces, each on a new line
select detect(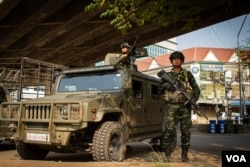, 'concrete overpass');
0,0,250,67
